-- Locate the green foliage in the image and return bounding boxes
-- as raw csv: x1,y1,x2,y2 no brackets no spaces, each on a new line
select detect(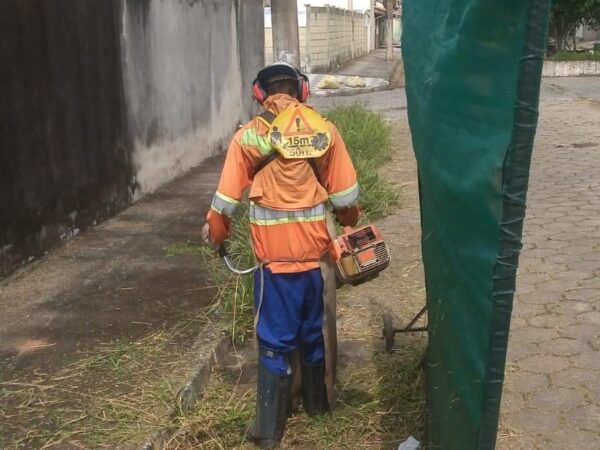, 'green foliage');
551,0,600,51
552,0,600,24
199,203,255,343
